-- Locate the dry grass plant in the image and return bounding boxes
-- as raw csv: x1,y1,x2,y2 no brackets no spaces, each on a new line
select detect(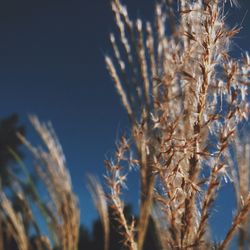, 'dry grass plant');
0,0,249,250
0,117,79,250
105,0,250,249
